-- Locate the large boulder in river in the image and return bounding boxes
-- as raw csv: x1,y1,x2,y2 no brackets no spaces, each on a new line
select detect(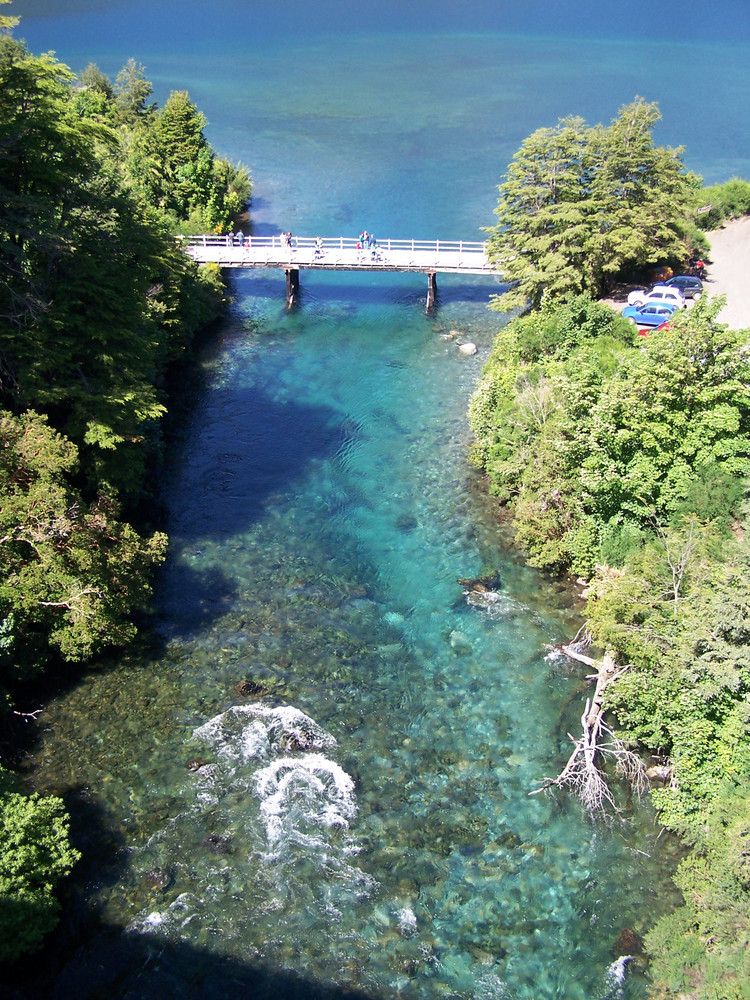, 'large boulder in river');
457,571,501,592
